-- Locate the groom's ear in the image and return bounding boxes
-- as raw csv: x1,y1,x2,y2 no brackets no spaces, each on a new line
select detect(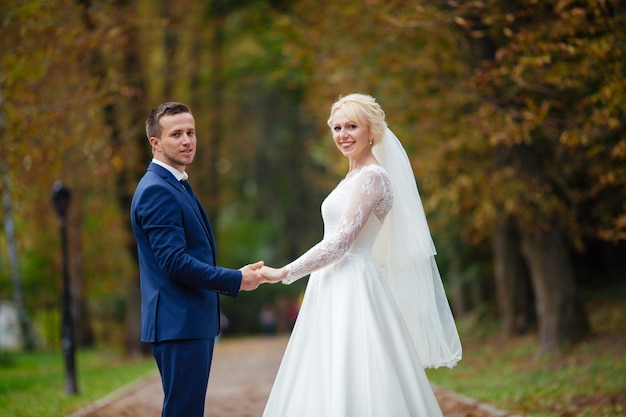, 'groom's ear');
149,136,161,153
